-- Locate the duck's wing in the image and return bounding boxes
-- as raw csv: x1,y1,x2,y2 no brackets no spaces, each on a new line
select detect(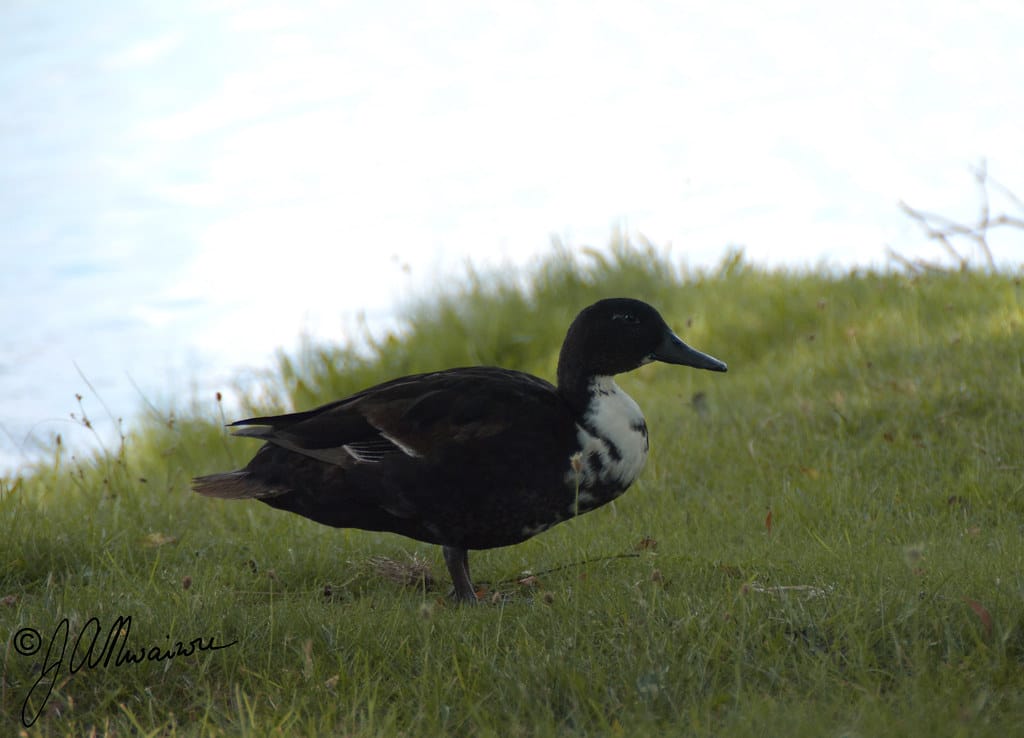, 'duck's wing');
228,367,564,469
